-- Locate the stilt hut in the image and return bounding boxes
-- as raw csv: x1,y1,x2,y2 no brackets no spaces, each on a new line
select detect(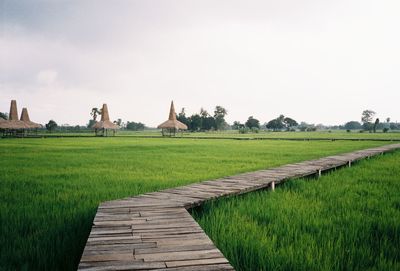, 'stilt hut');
157,101,188,136
0,100,29,136
92,104,119,136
